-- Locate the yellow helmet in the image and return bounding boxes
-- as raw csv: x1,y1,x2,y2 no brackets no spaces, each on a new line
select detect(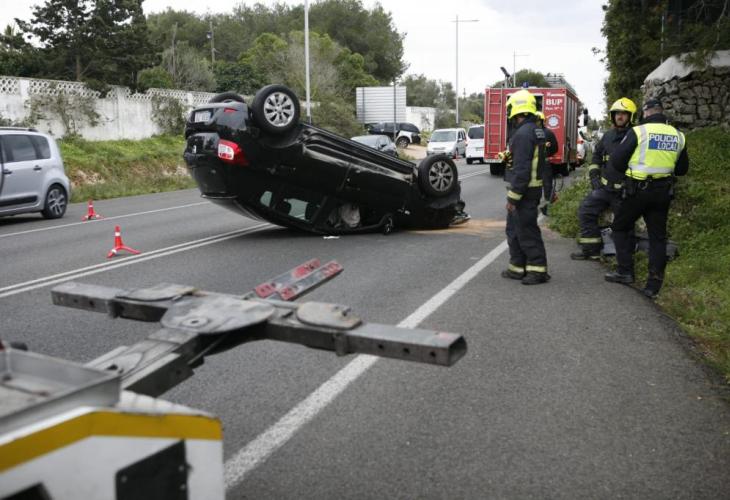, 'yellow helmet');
507,89,537,118
609,97,637,123
535,111,545,122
